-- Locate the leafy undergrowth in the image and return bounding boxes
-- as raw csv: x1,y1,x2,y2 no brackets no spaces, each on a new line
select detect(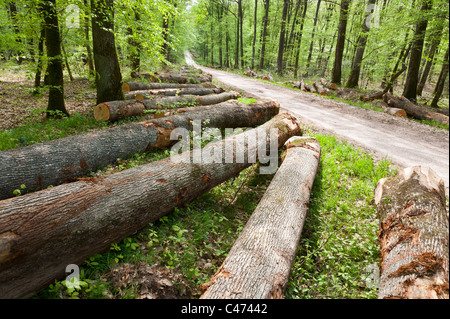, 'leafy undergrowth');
33,128,396,299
